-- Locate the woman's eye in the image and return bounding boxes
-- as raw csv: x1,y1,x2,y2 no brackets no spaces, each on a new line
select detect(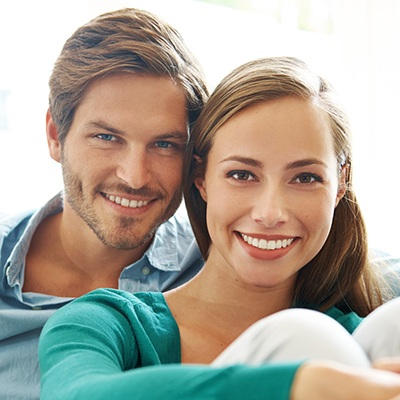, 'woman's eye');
293,173,323,184
228,170,255,181
96,134,116,142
